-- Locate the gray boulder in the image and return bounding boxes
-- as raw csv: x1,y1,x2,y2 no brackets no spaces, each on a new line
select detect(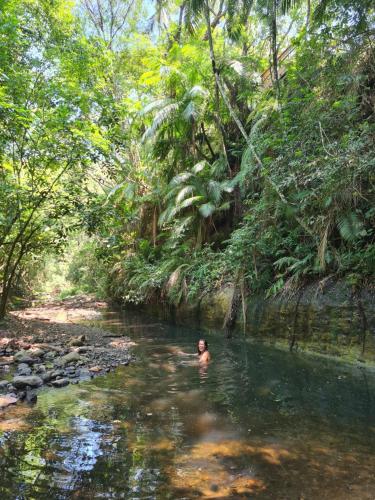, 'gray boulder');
51,378,70,388
16,363,32,376
41,371,55,383
25,389,37,404
14,350,35,364
12,375,43,388
55,351,82,366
